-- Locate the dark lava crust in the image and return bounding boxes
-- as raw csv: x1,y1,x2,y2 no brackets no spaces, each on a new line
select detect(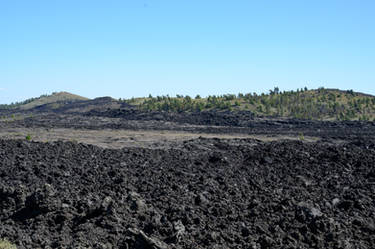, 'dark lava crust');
6,112,375,141
1,138,375,248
